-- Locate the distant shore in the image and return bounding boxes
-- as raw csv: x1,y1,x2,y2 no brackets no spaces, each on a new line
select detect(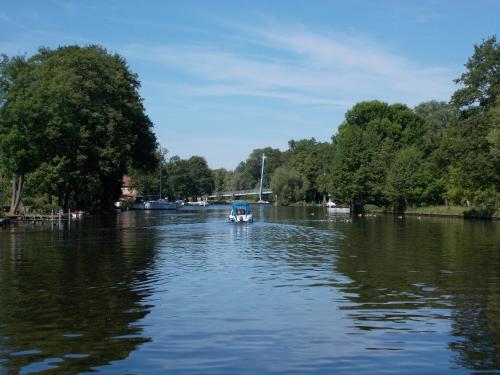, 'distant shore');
365,205,500,220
